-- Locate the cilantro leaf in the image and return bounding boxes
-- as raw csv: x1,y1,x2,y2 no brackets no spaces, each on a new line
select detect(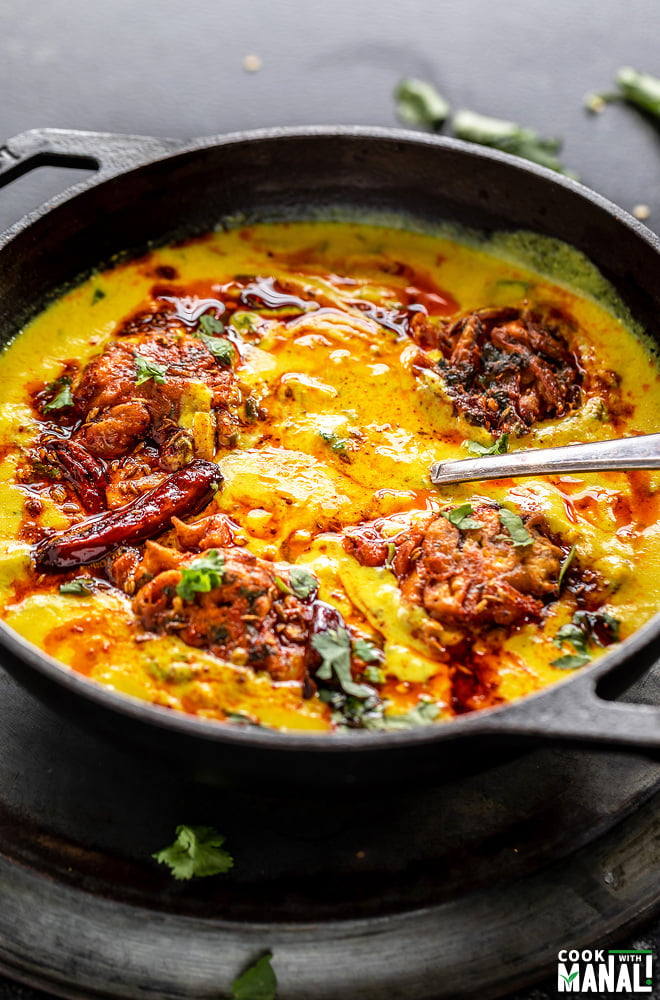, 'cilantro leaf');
231,952,277,1000
176,550,226,602
394,78,450,130
44,383,74,412
134,354,168,386
363,665,386,684
198,312,225,335
551,653,591,670
91,287,105,304
288,566,318,599
498,508,533,547
312,626,373,699
573,609,621,646
441,503,483,531
554,623,589,656
463,433,509,457
230,312,259,334
59,577,95,595
558,545,576,592
153,824,233,880
200,332,235,366
369,700,440,730
319,430,348,453
352,637,383,664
